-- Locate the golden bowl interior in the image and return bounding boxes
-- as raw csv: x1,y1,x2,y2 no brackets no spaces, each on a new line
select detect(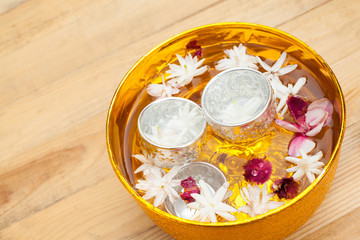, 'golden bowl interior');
106,23,345,240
